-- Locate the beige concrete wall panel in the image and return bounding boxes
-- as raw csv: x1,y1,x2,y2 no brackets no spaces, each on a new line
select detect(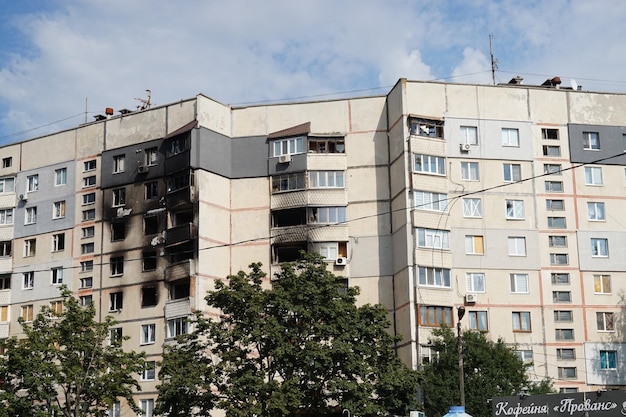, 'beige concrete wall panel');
230,178,269,209
271,191,307,209
577,197,626,231
168,98,199,132
196,96,231,136
346,166,390,203
347,201,391,236
198,206,231,244
20,131,75,170
231,106,269,137
0,144,21,176
389,158,409,200
197,171,230,209
105,108,167,150
347,96,387,133
197,247,231,283
444,85,482,119
307,224,348,242
580,271,626,305
0,257,13,274
405,82,447,116
0,226,13,241
0,290,10,305
307,189,348,206
528,90,569,124
164,297,193,319
578,230,626,271
229,210,269,249
574,165,626,198
75,124,105,158
386,80,406,127
352,275,390,307
451,229,541,269
229,245,271,276
568,93,626,125
307,154,347,171
267,101,349,136
475,86,530,121
349,234,394,280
